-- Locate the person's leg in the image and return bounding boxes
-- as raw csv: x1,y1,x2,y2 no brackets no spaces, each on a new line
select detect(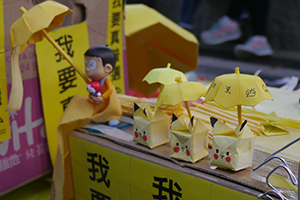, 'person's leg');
234,0,273,58
246,0,269,36
200,0,244,45
227,0,246,21
179,0,200,30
